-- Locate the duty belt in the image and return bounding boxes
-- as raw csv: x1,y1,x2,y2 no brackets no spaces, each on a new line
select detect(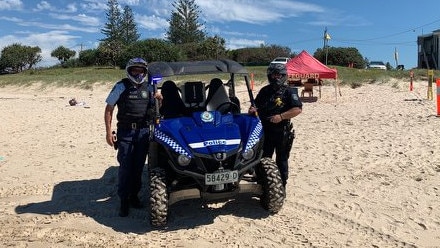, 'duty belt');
117,122,149,130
